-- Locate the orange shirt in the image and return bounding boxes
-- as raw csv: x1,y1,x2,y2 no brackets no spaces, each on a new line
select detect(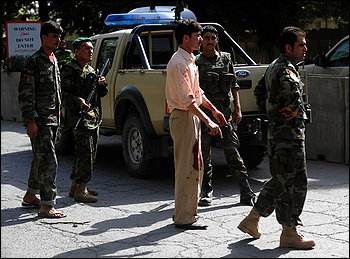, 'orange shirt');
166,47,203,112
